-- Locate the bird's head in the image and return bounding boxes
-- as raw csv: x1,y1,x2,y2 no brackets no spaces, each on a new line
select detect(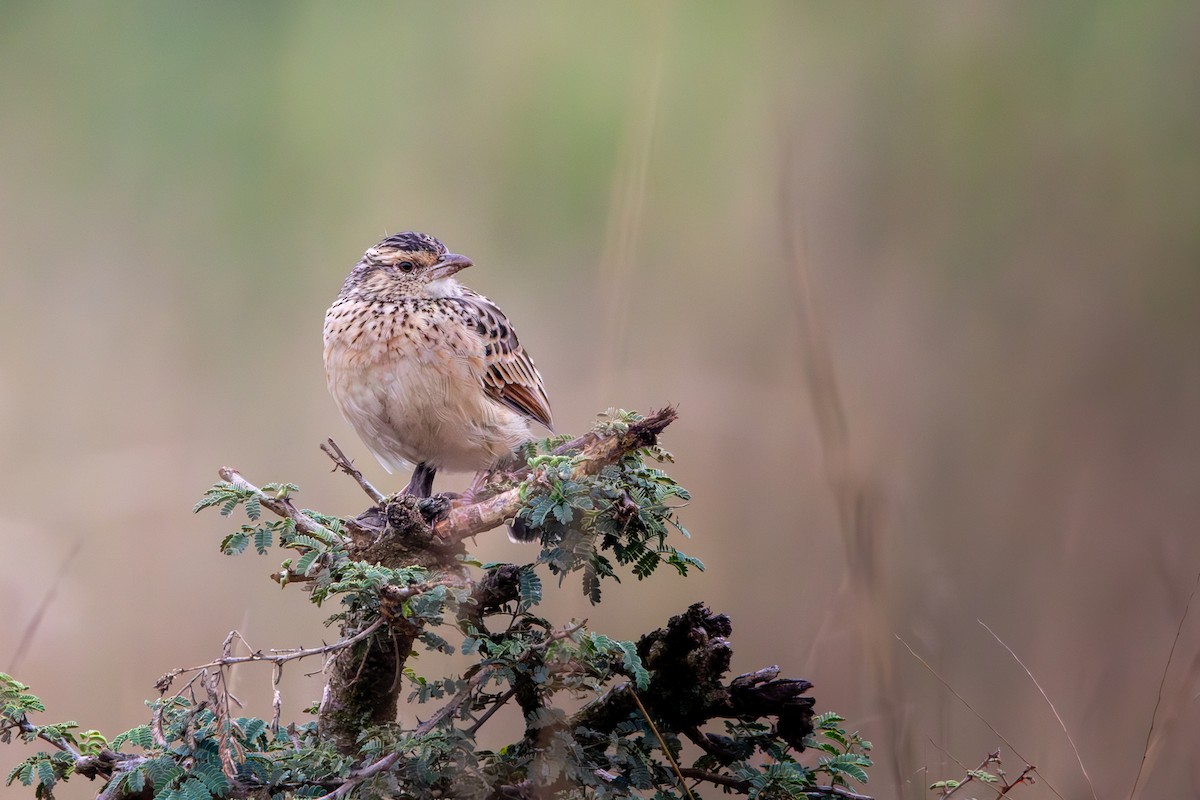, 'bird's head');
344,232,474,299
